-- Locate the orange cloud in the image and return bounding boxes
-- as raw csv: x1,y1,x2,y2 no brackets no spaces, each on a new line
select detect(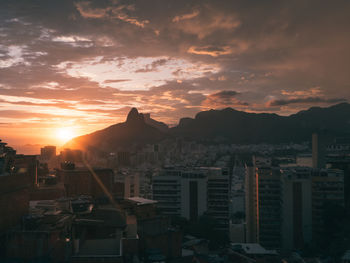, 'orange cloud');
75,1,149,27
172,6,240,39
188,45,232,57
173,10,200,22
